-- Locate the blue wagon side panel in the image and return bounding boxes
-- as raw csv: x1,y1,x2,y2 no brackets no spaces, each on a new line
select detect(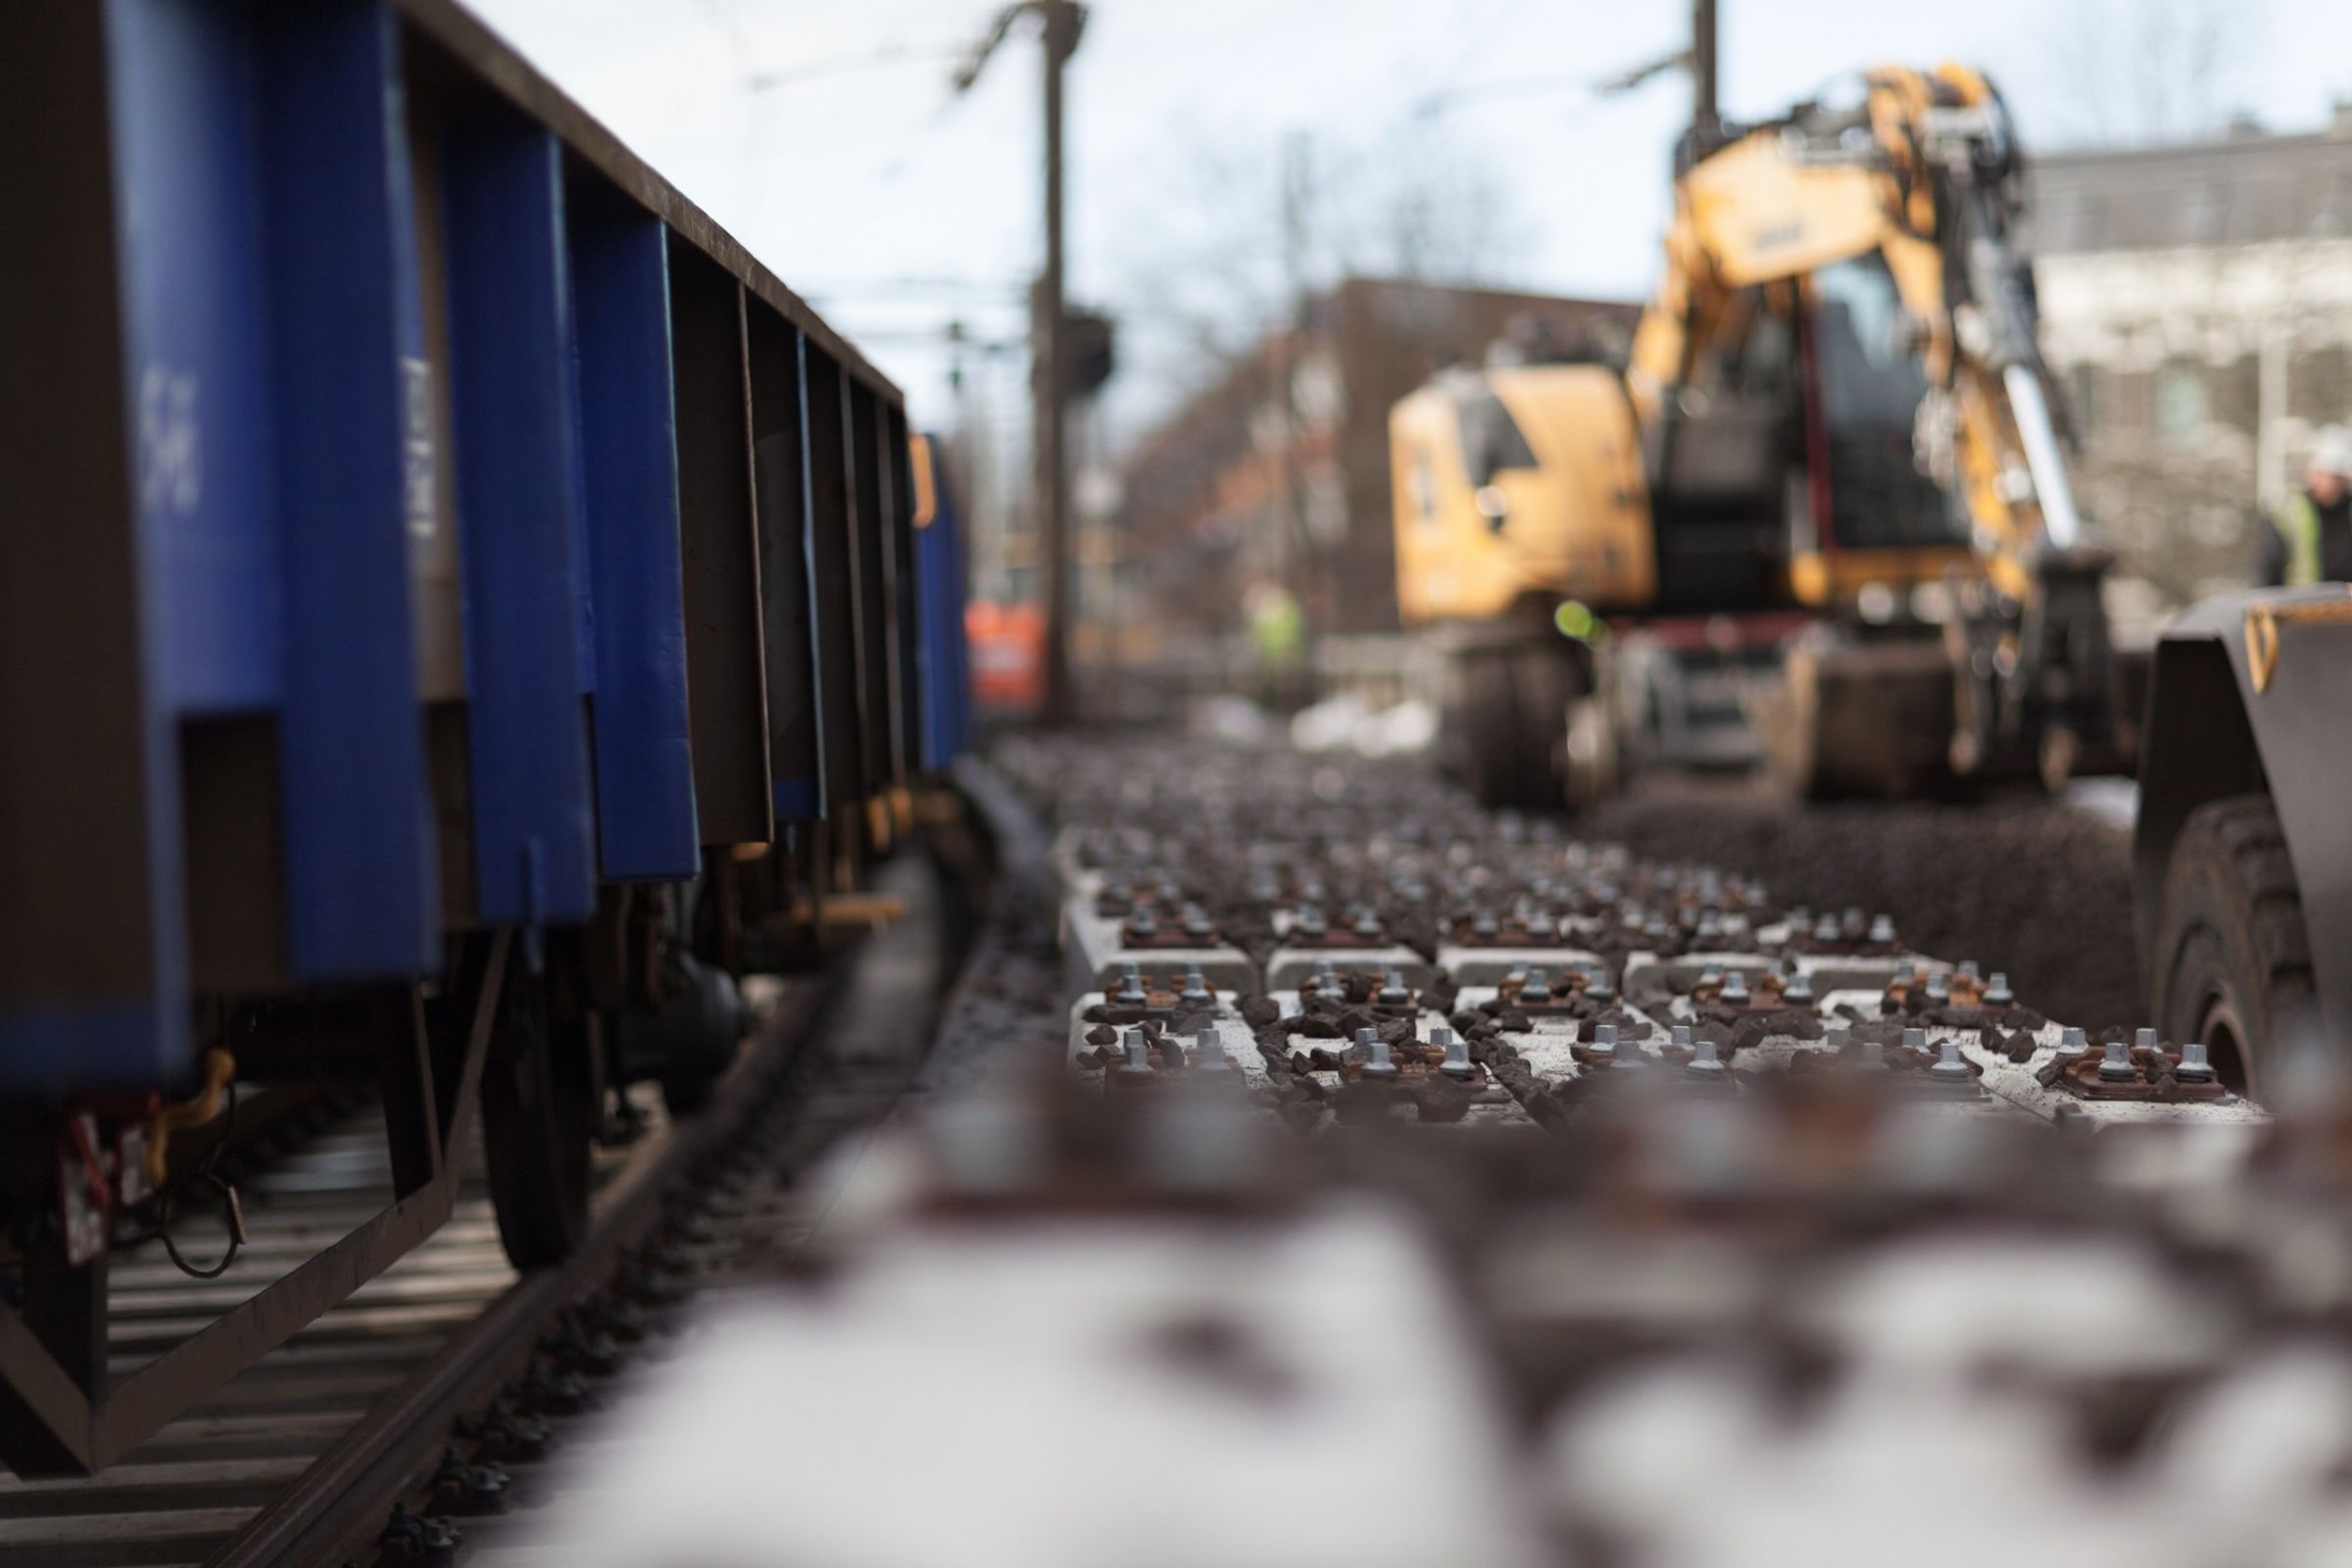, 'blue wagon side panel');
261,0,441,978
911,433,973,773
439,110,597,925
110,0,441,986
567,193,701,879
0,0,216,1089
944,440,975,760
107,0,284,720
